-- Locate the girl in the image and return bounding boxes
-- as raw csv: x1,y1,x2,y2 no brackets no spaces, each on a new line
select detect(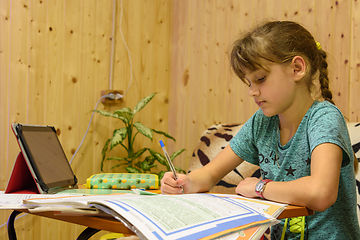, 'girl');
161,21,360,239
